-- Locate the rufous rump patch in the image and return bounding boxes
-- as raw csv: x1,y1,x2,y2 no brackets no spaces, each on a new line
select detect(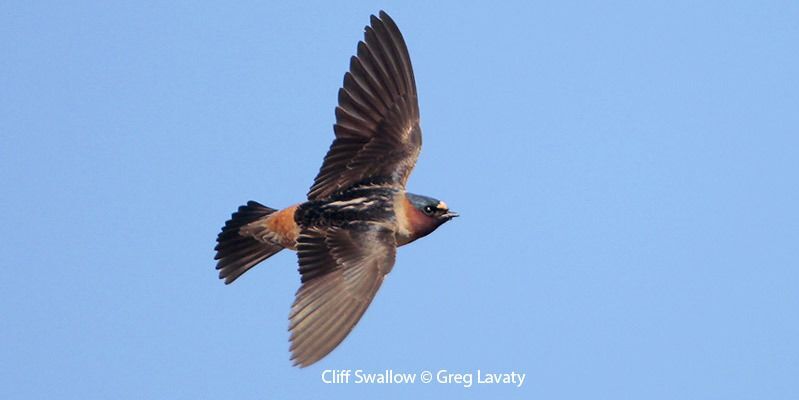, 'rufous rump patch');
266,204,300,249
